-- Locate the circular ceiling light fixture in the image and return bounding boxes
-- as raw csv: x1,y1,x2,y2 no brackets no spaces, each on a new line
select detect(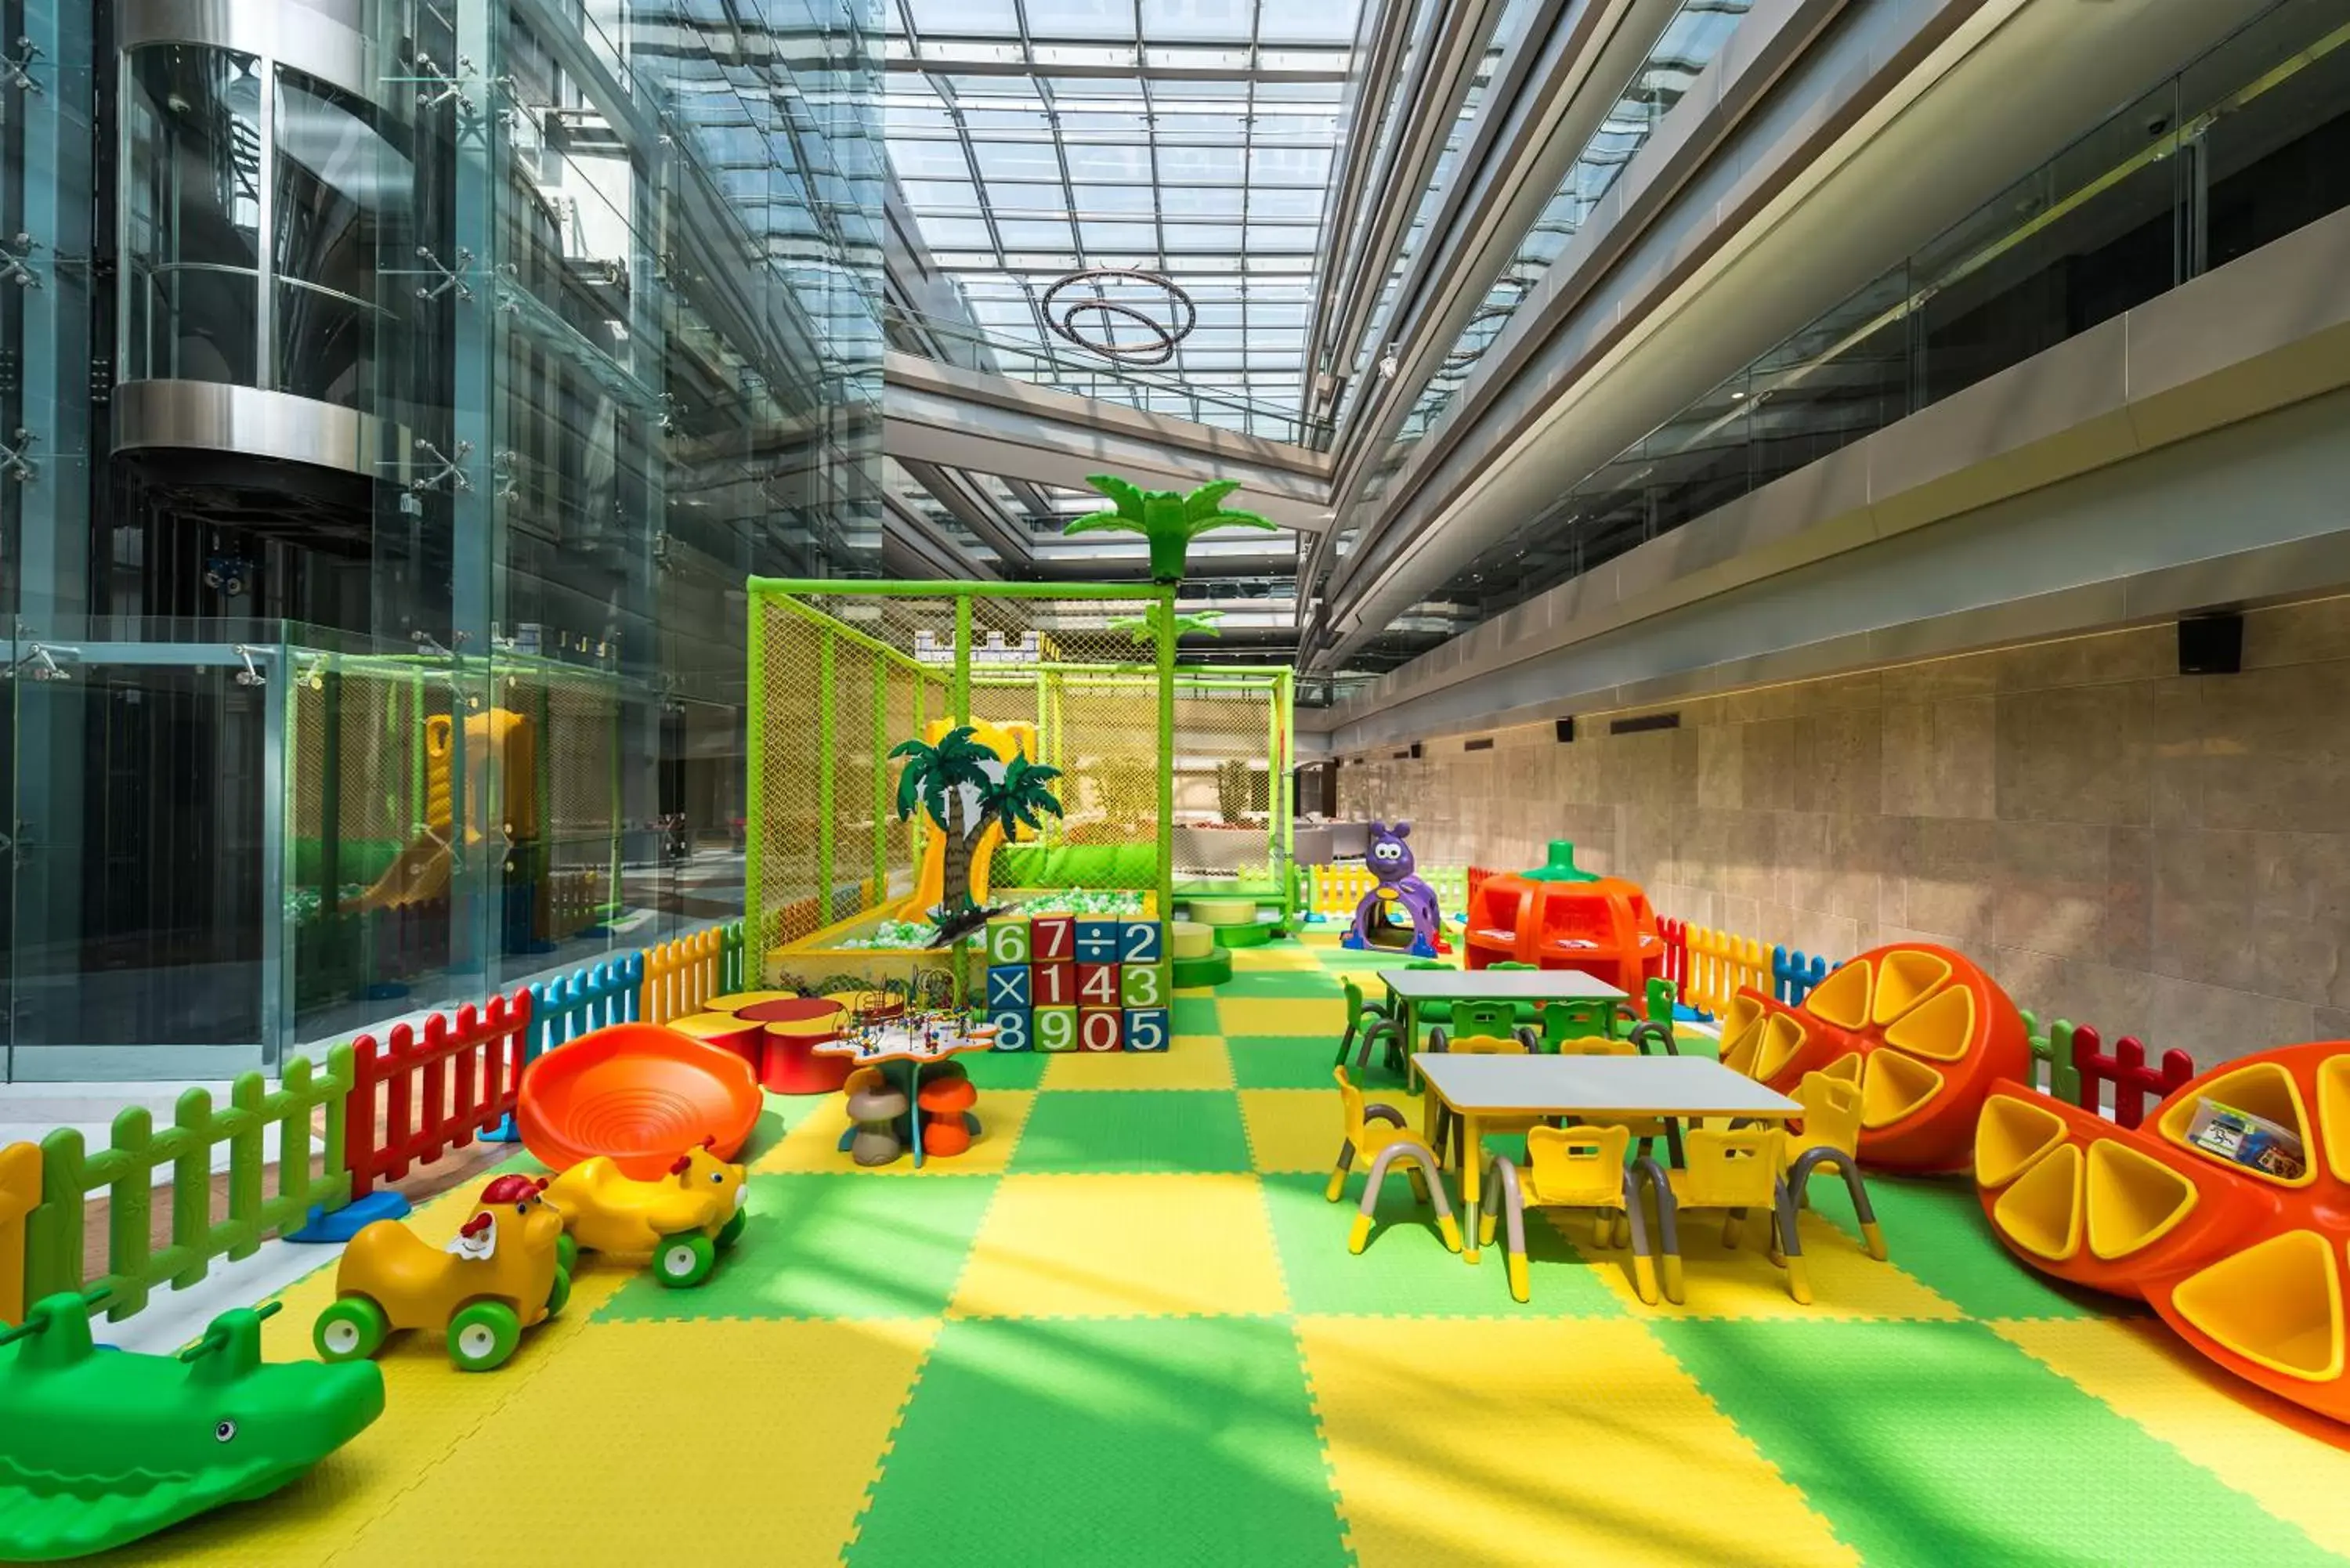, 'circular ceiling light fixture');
1042,267,1196,368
